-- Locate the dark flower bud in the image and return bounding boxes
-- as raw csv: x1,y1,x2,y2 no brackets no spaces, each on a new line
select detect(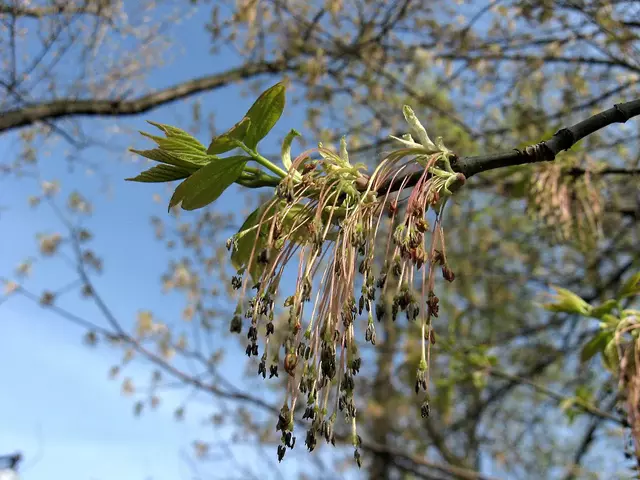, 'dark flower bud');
375,303,385,322
305,429,317,452
303,406,315,420
354,449,362,468
247,325,258,342
258,360,266,379
407,302,420,322
365,323,376,345
229,315,242,334
442,266,455,282
269,364,279,378
231,275,242,290
245,344,252,357
258,249,270,264
266,321,275,336
252,343,259,356
421,401,430,418
277,444,286,462
343,373,355,391
350,358,361,375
